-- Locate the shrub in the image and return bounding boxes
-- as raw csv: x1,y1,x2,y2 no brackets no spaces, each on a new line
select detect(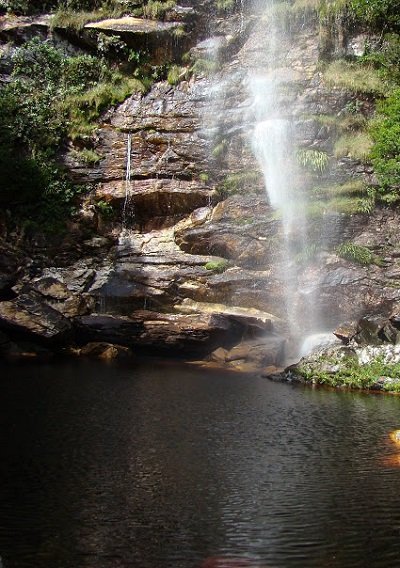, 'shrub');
143,0,176,19
369,88,400,194
167,65,184,86
297,148,329,172
336,242,381,265
349,0,400,32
